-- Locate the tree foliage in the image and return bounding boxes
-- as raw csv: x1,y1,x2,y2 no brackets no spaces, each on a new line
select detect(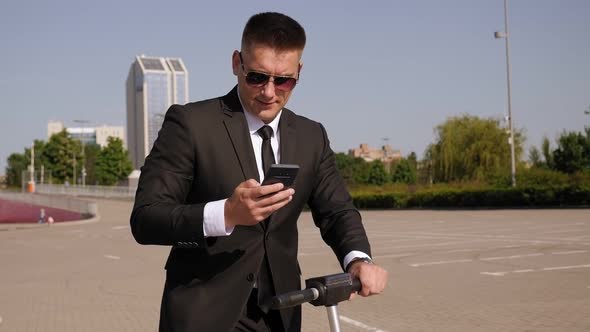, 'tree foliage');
541,136,553,169
83,143,102,185
552,128,590,173
5,153,27,186
391,158,417,184
42,130,82,183
334,153,371,185
5,140,47,187
96,137,133,185
528,146,542,167
367,160,388,185
426,114,524,182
